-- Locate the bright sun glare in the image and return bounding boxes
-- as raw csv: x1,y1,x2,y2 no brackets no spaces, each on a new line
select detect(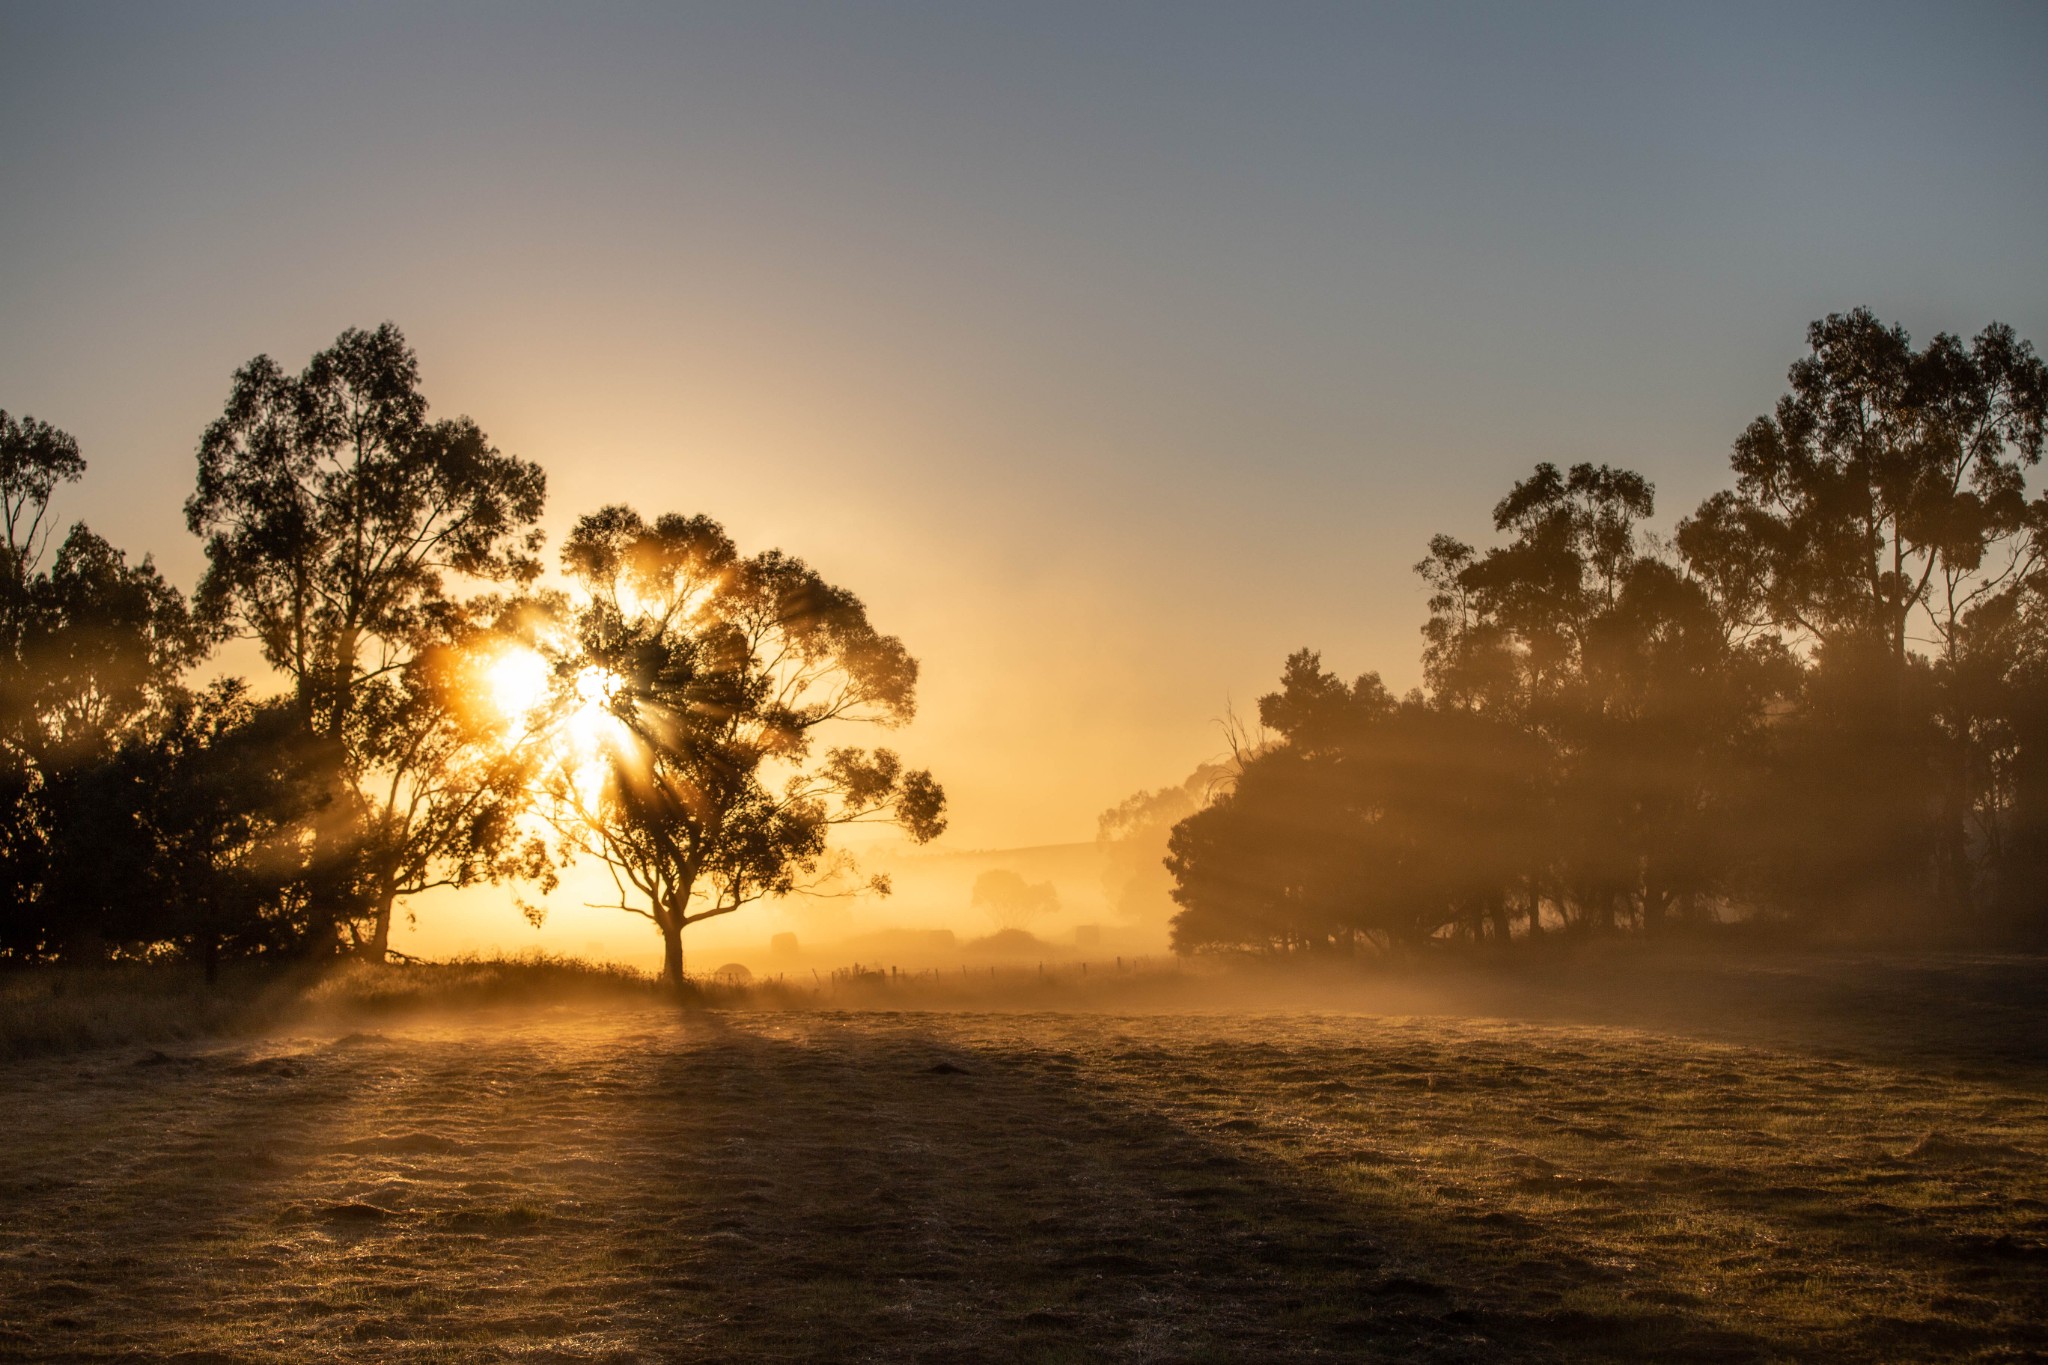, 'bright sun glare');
574,663,619,706
486,651,622,746
486,648,551,722
484,648,629,799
